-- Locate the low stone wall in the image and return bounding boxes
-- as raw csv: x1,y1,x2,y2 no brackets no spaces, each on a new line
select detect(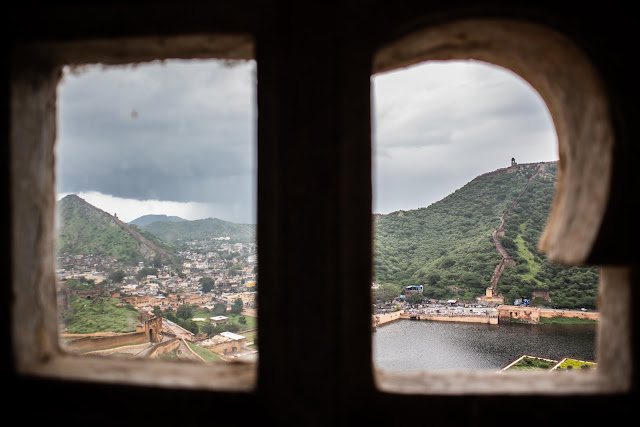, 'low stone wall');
401,313,498,325
540,309,599,321
146,338,180,358
374,311,403,327
374,311,498,327
62,331,148,352
498,305,541,323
